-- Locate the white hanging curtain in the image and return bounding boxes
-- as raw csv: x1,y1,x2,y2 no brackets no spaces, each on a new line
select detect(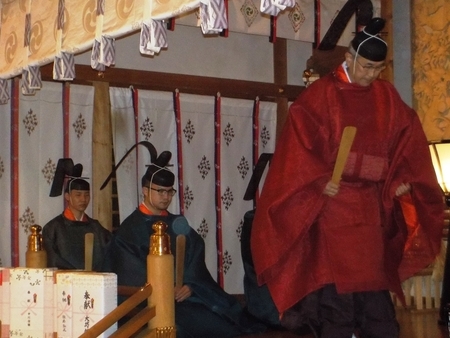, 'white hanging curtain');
0,81,12,267
68,84,95,216
17,82,64,266
112,89,179,219
217,96,258,293
0,81,95,266
110,87,140,222
137,90,179,213
176,92,218,277
218,97,276,293
257,100,277,185
175,92,277,292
